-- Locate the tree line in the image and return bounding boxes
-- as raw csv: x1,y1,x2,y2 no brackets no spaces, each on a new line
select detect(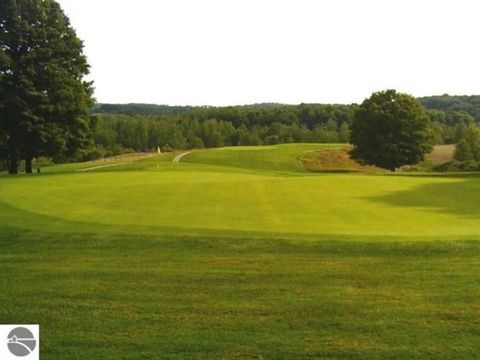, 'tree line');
88,99,479,159
419,95,480,122
4,97,479,169
90,105,353,159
